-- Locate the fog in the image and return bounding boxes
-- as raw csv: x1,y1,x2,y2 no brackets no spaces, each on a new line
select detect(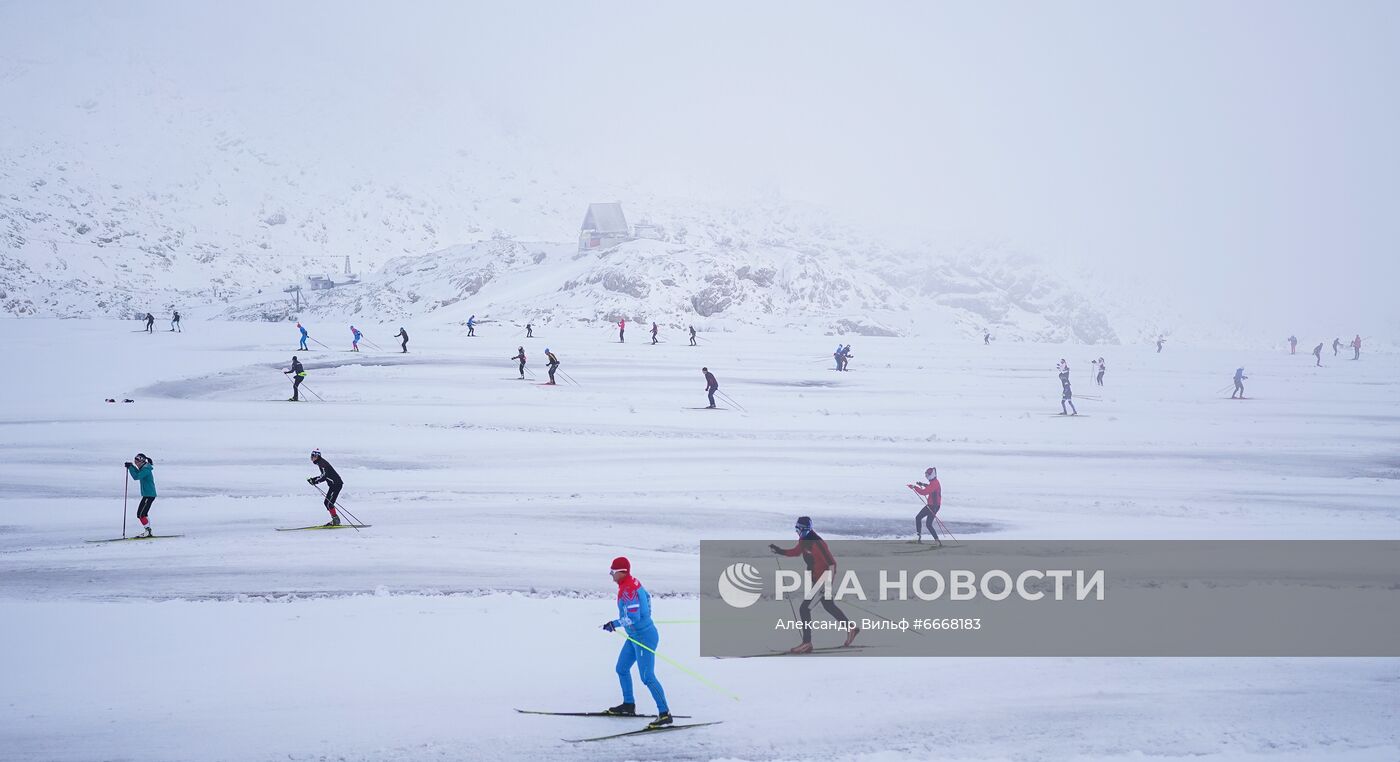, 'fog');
4,0,1396,335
